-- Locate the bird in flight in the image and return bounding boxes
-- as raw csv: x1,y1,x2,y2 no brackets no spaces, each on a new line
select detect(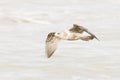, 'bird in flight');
45,24,99,58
